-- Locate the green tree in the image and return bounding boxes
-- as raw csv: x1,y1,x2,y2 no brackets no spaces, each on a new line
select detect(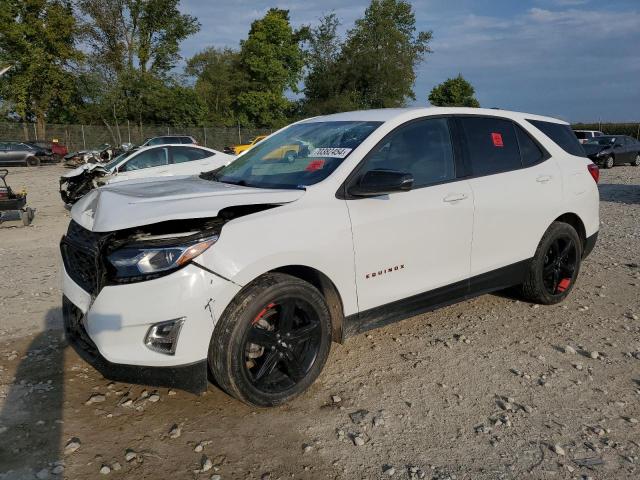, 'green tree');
236,8,308,127
428,74,480,107
78,0,200,128
186,47,241,126
338,0,432,109
0,0,83,137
